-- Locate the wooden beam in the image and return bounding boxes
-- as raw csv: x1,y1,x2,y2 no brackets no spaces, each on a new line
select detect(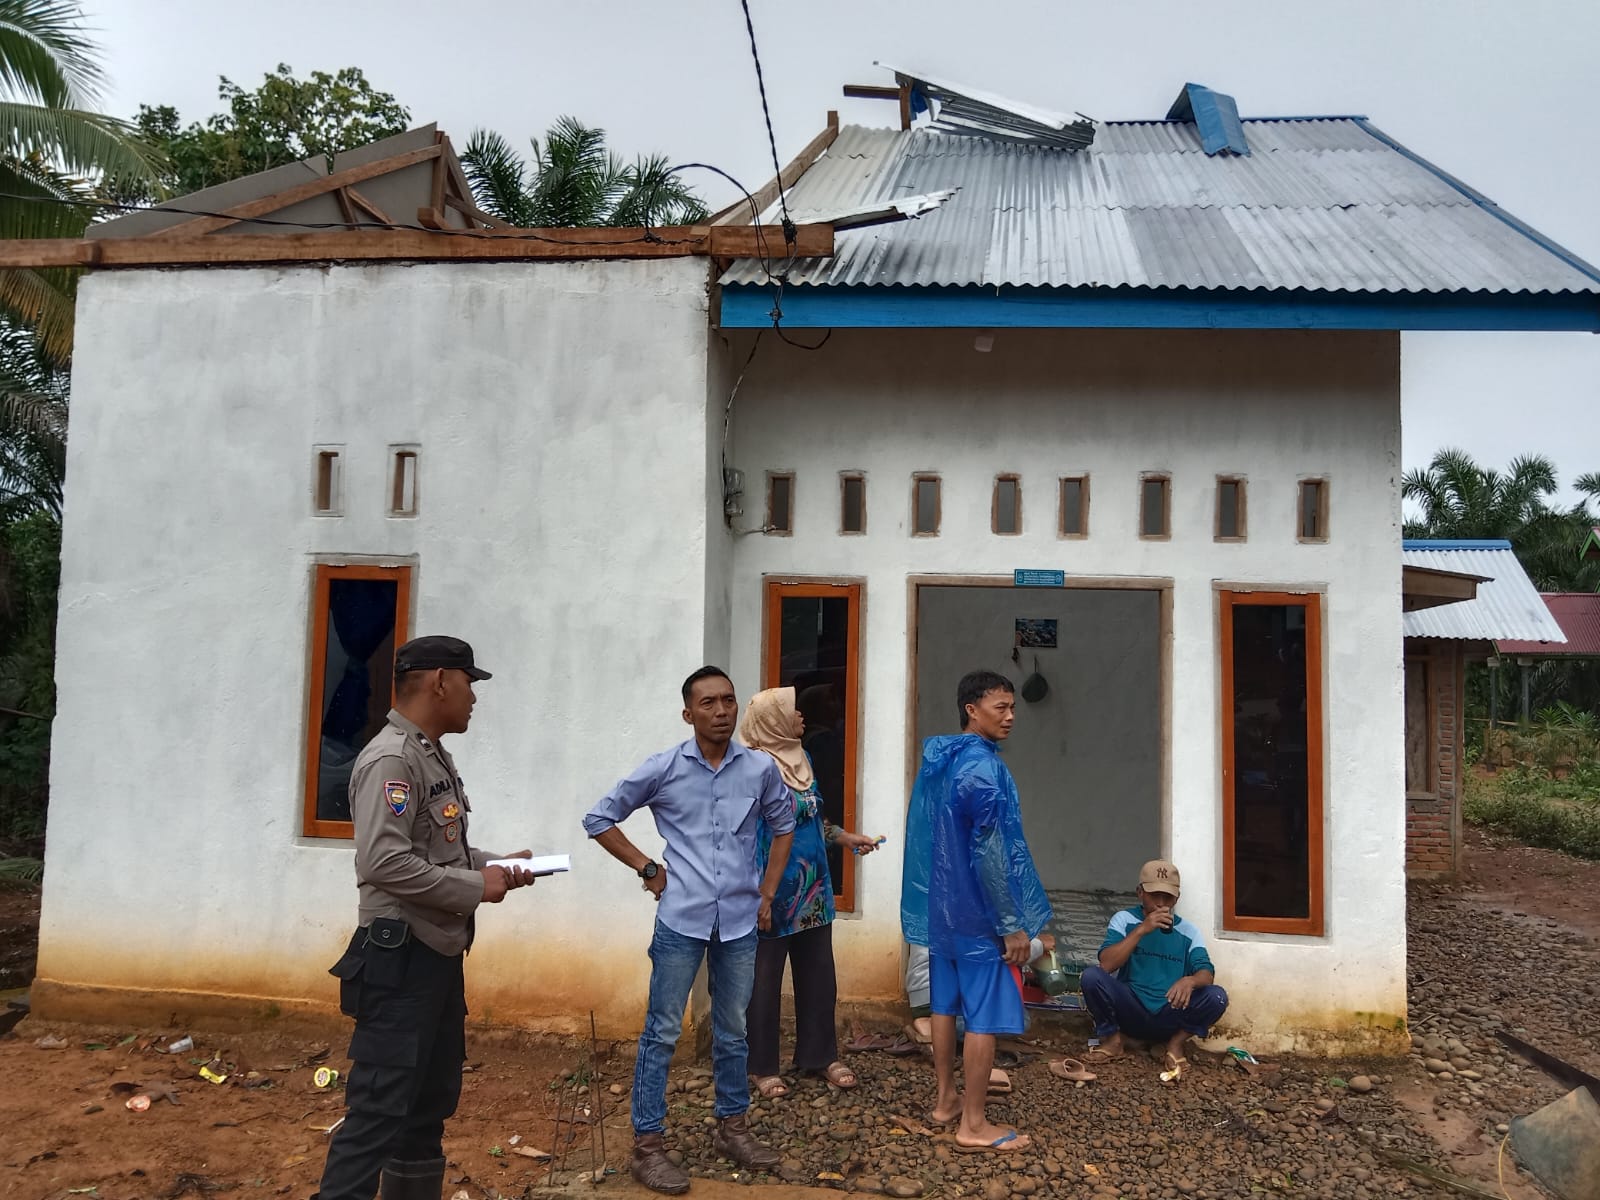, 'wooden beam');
416,207,448,231
710,112,841,227
155,144,444,237
345,188,393,225
334,187,358,230
443,193,507,230
900,84,912,131
842,84,901,100
0,223,833,268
